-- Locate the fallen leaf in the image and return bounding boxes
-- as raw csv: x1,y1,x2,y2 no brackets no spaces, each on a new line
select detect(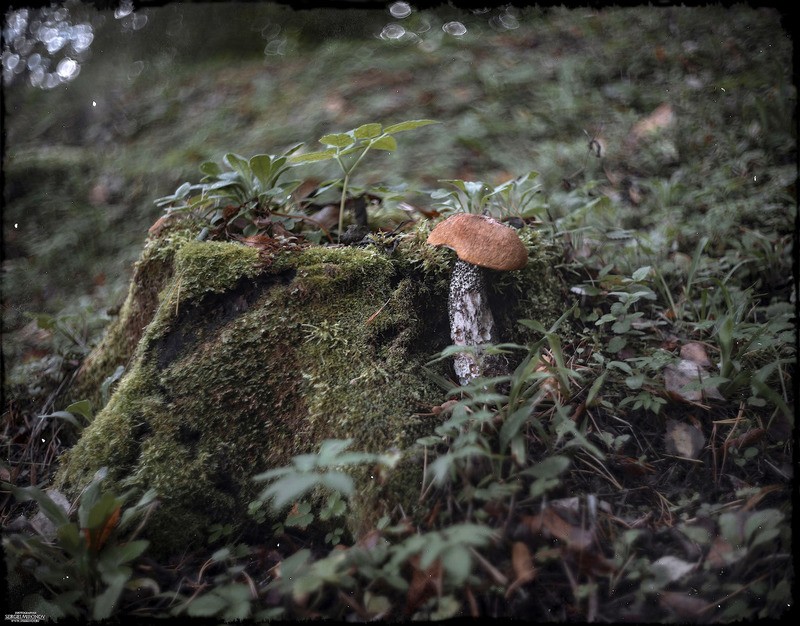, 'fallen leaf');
650,555,695,583
611,455,656,476
148,214,172,237
628,102,675,143
664,359,724,403
680,342,713,368
405,554,441,615
430,400,459,416
665,419,705,459
522,507,594,550
30,489,71,541
705,535,734,569
309,204,340,231
505,542,536,598
724,427,765,451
